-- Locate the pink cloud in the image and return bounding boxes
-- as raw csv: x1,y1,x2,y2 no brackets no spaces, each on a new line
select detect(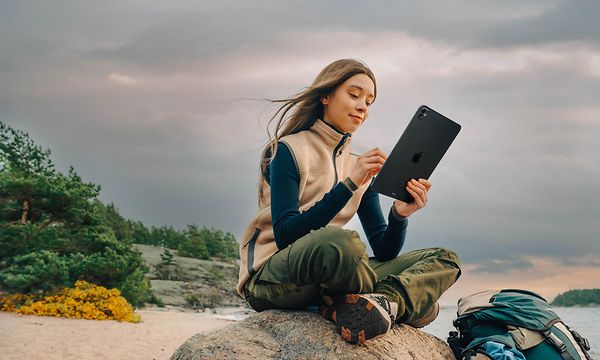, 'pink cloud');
439,256,600,306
